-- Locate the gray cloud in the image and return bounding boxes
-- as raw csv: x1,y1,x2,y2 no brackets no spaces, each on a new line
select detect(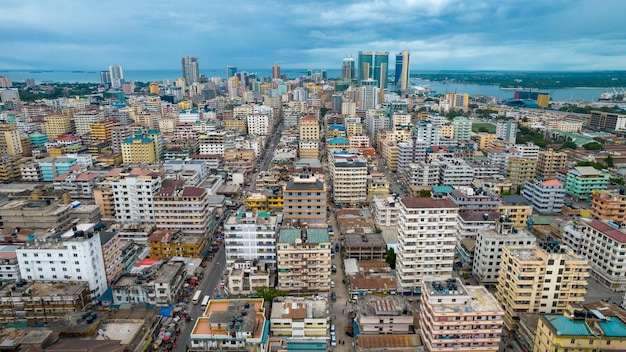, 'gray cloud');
0,0,624,71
